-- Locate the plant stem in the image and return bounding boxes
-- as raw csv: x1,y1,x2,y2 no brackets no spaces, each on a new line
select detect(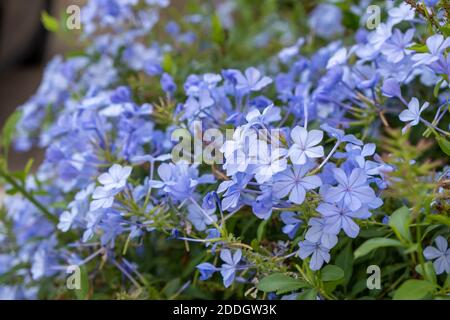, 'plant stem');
0,167,57,224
